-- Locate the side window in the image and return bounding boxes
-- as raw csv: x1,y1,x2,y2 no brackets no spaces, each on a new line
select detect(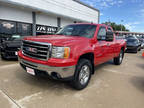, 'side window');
97,27,106,40
108,27,114,38
108,27,112,32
